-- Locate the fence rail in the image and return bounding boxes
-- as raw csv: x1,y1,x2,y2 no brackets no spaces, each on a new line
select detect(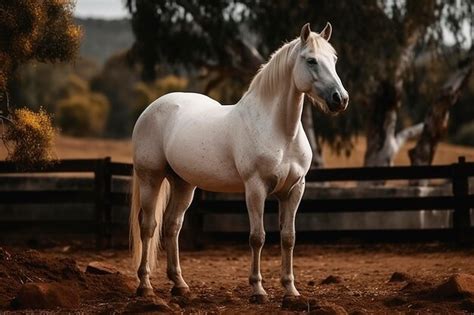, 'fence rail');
0,157,472,247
